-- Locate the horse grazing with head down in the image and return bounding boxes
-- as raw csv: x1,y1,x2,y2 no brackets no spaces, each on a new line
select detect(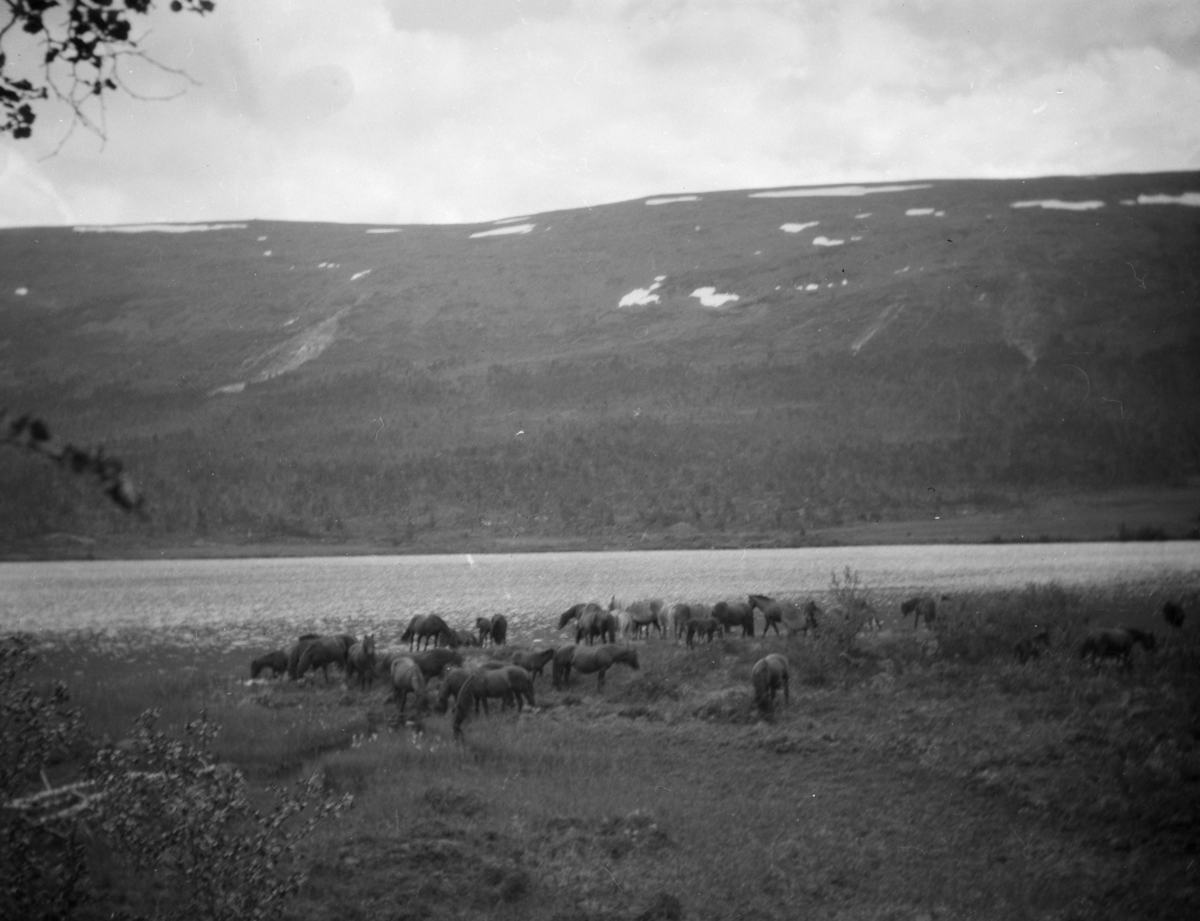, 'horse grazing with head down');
346,635,377,689
251,650,288,679
1080,627,1156,671
390,657,428,714
559,602,602,631
402,614,456,650
712,600,755,638
296,634,356,682
511,647,556,682
901,594,945,630
613,598,665,640
751,654,789,712
576,607,618,646
563,644,639,690
686,617,720,649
